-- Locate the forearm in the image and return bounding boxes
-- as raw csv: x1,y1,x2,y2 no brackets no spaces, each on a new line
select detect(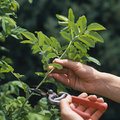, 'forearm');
95,72,120,103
